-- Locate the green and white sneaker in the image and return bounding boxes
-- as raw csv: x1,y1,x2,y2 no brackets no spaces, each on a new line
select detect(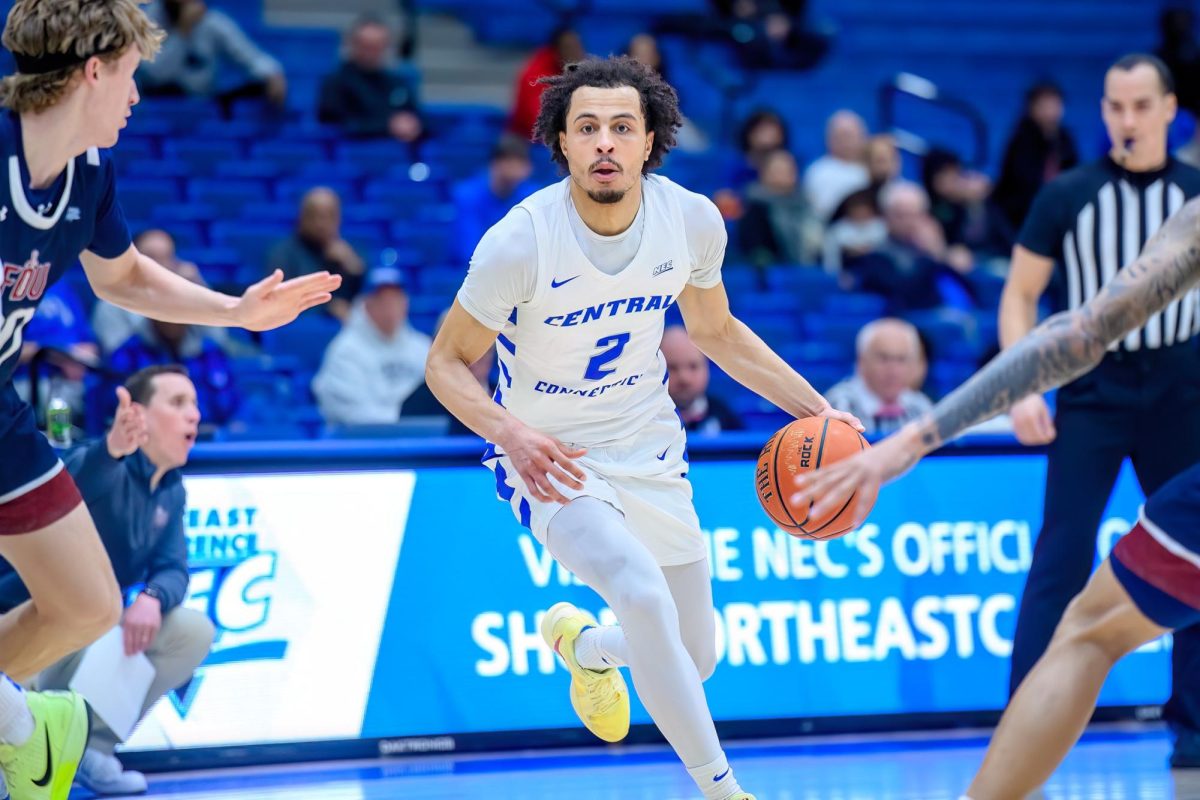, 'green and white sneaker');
0,690,89,800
